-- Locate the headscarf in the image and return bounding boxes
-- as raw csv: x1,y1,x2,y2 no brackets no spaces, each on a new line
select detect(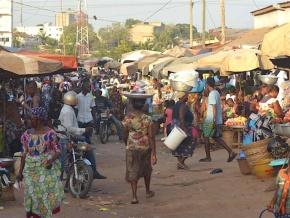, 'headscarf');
29,107,48,121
